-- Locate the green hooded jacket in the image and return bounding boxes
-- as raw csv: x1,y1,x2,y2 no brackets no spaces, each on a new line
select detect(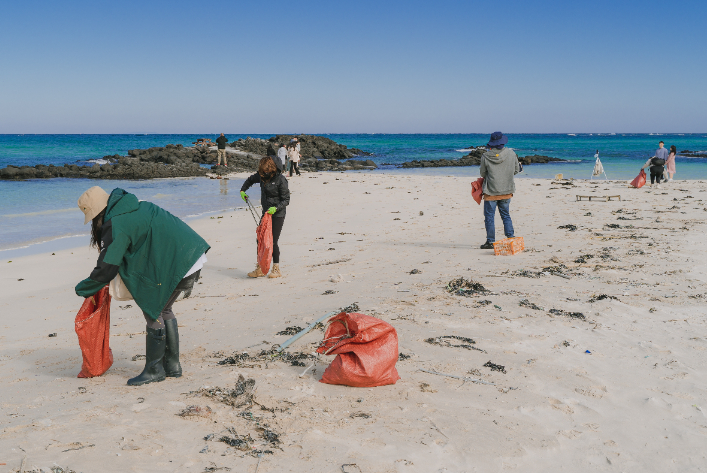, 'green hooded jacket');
75,188,210,319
